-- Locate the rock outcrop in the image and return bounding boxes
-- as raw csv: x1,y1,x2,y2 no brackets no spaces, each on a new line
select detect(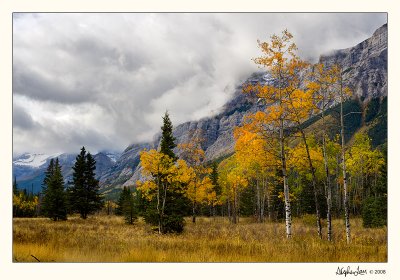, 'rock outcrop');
319,24,387,100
